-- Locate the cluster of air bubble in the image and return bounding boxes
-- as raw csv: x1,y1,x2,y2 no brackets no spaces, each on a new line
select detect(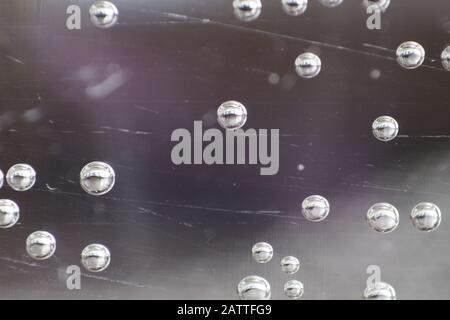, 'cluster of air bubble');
366,202,441,233
239,243,304,299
